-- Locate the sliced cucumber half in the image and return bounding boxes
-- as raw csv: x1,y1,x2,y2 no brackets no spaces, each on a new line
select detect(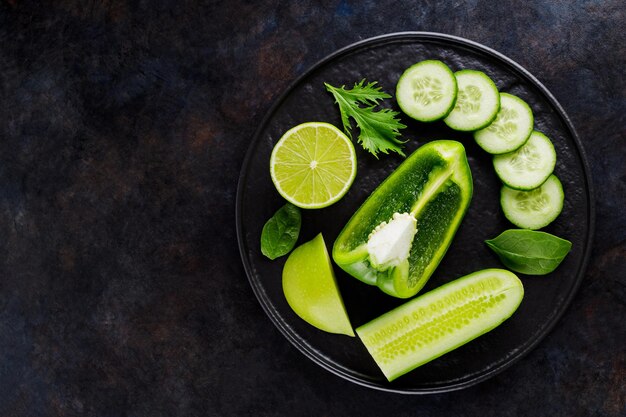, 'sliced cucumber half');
444,70,500,131
474,93,534,154
356,268,524,381
396,60,457,122
493,131,557,190
501,174,564,230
